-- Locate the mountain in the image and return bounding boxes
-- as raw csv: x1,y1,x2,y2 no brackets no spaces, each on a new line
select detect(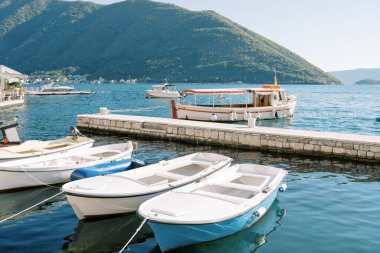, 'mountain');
355,79,380,85
329,68,380,84
0,0,339,84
